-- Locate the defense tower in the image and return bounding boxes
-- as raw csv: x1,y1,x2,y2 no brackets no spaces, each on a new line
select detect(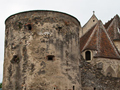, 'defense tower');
3,10,81,90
